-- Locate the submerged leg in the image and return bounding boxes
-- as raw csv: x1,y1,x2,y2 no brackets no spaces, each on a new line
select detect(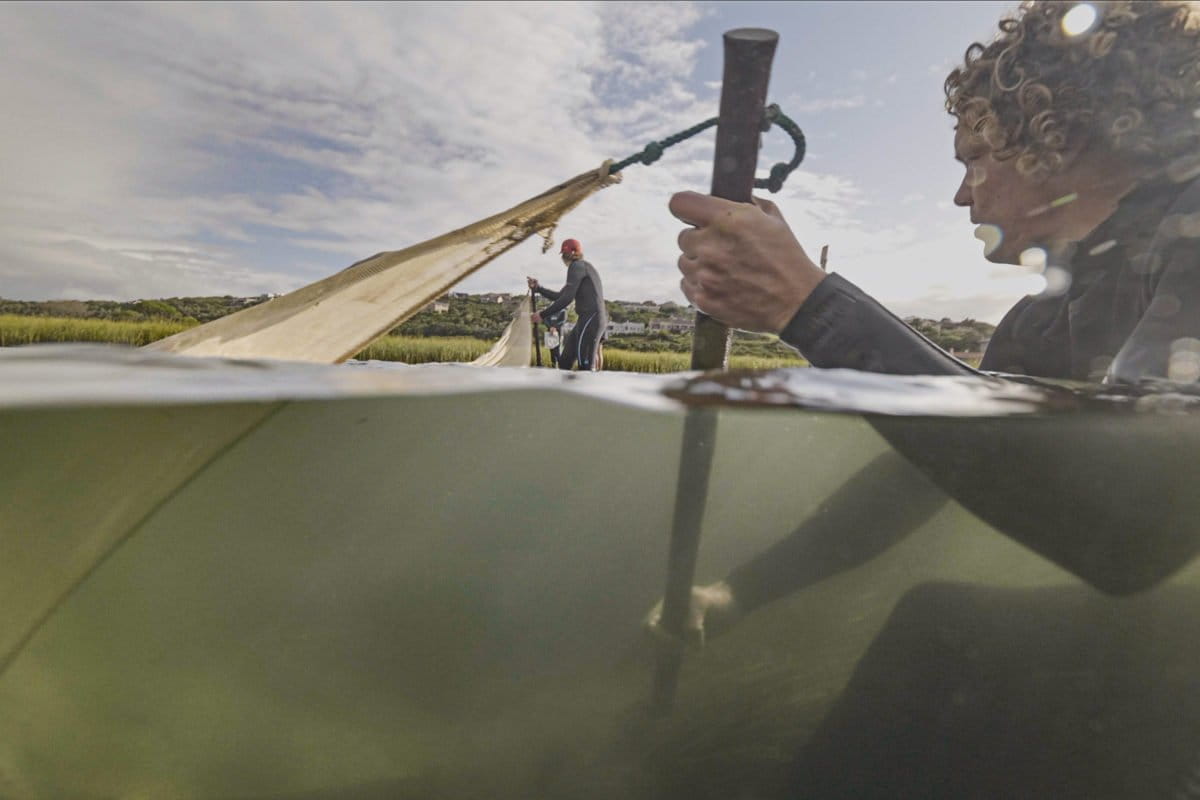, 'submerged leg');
790,582,1200,799
726,449,948,614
